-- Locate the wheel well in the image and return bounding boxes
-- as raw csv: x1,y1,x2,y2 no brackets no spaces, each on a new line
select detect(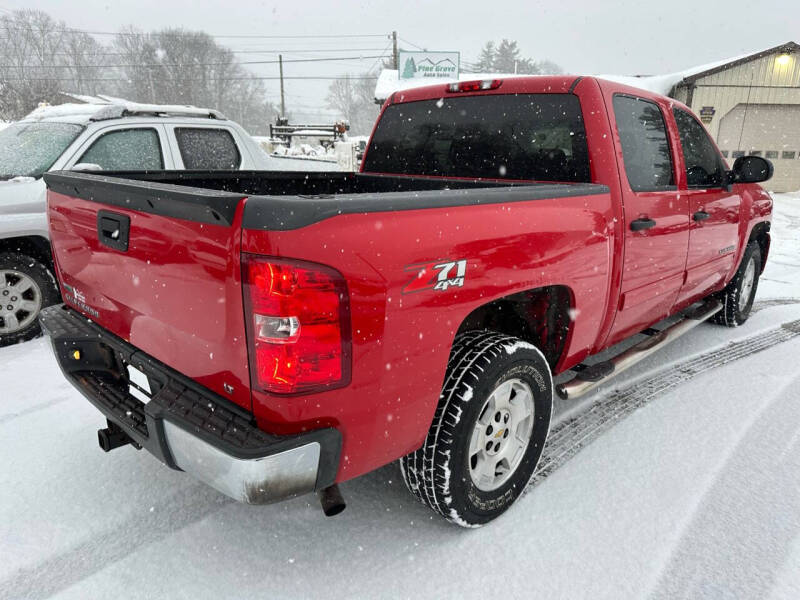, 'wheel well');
748,222,770,274
455,285,572,370
0,236,54,270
